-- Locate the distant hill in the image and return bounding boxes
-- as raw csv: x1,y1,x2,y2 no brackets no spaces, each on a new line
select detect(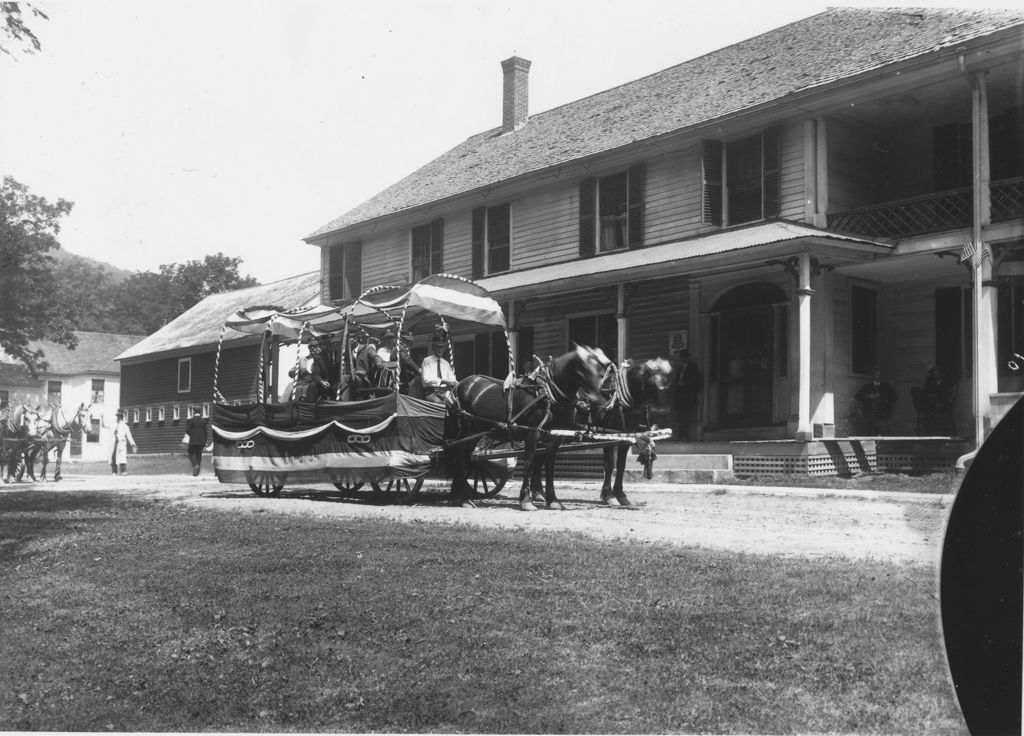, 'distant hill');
51,247,135,283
